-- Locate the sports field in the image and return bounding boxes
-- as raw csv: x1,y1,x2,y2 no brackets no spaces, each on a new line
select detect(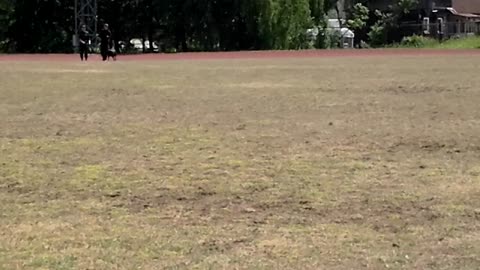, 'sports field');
1,50,480,269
